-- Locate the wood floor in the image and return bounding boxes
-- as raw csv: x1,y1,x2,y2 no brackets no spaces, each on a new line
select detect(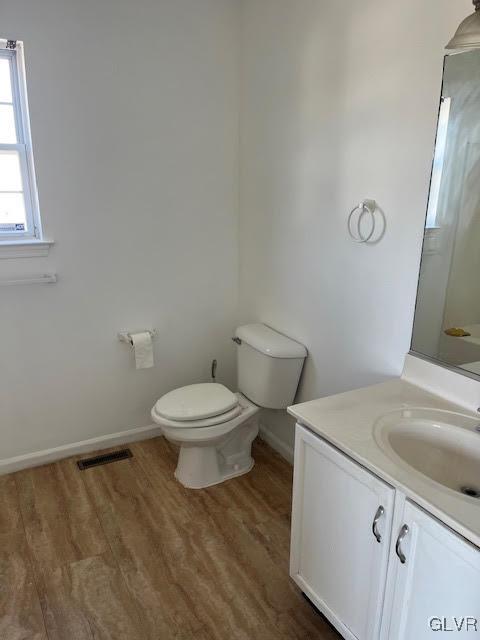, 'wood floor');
0,437,339,640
